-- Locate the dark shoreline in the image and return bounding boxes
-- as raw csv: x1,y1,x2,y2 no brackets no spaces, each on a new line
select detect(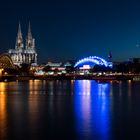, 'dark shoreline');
0,75,137,82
